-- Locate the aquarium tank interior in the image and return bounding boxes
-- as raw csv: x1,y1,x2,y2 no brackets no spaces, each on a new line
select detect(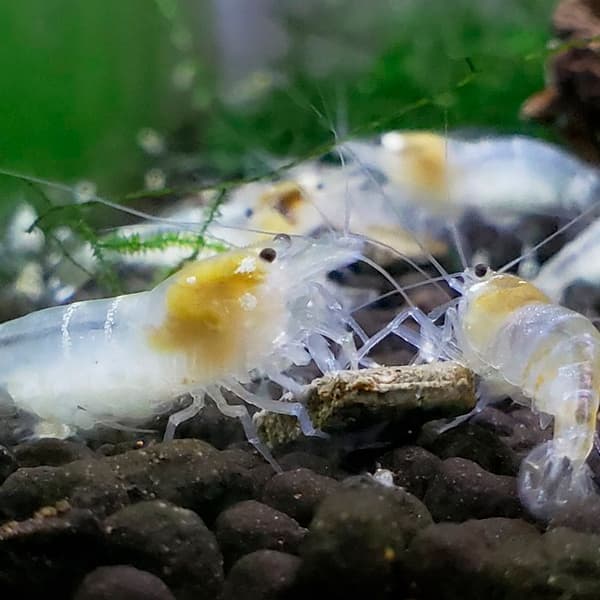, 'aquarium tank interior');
2,1,600,598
